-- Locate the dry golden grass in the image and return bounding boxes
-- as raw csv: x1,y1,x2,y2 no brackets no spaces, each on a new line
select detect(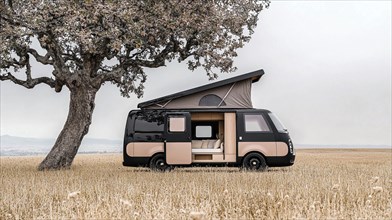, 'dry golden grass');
1,149,391,219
